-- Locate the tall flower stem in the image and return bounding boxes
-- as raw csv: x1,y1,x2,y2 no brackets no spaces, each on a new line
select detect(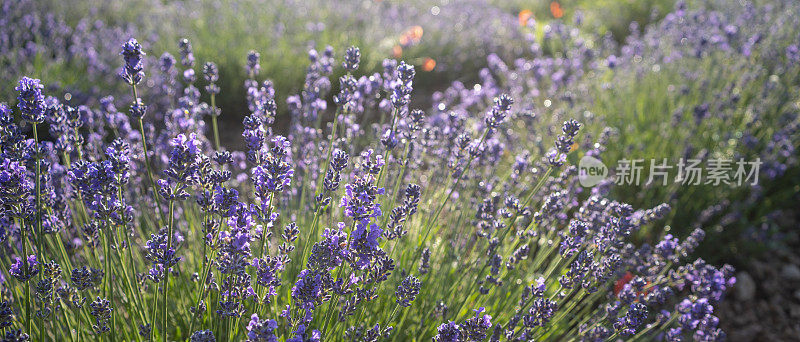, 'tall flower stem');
410,129,490,266
354,139,411,328
102,224,117,342
150,286,158,341
19,218,32,335
320,221,356,335
451,167,554,319
378,140,411,232
32,123,44,264
300,107,342,266
162,199,176,342
111,185,149,336
255,194,274,314
187,243,219,336
132,85,165,227
375,107,400,185
210,94,221,150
